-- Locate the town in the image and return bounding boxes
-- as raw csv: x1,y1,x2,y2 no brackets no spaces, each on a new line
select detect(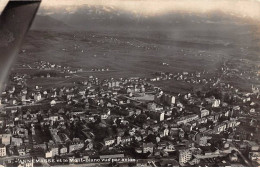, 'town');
0,58,259,167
